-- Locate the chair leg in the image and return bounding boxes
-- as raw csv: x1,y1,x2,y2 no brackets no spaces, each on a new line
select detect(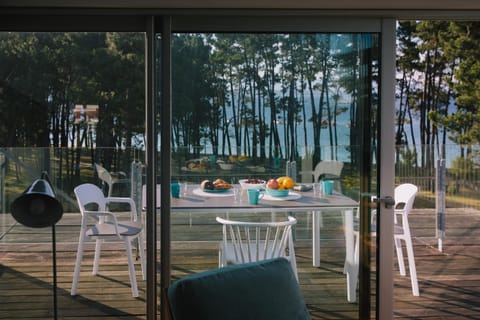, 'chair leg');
394,237,406,276
318,211,324,228
138,233,146,280
348,231,359,299
346,262,358,303
288,237,299,281
342,210,355,274
93,239,103,275
343,209,357,303
353,231,359,266
71,232,86,296
404,237,419,296
125,239,139,297
312,210,322,267
218,245,225,267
